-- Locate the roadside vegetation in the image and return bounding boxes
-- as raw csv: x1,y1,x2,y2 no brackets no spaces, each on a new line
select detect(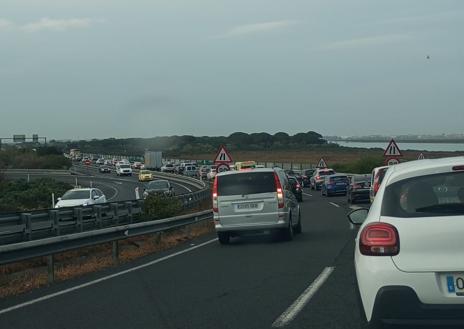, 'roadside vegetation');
143,194,183,219
51,131,327,156
0,147,71,170
0,178,72,212
332,156,385,174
